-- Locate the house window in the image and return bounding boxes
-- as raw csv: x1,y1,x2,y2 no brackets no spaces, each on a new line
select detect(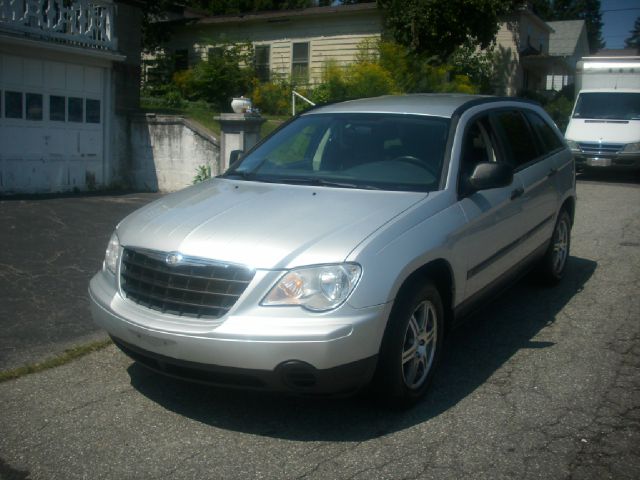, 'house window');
292,42,309,84
5,91,22,119
174,49,189,71
26,93,43,121
255,45,270,82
